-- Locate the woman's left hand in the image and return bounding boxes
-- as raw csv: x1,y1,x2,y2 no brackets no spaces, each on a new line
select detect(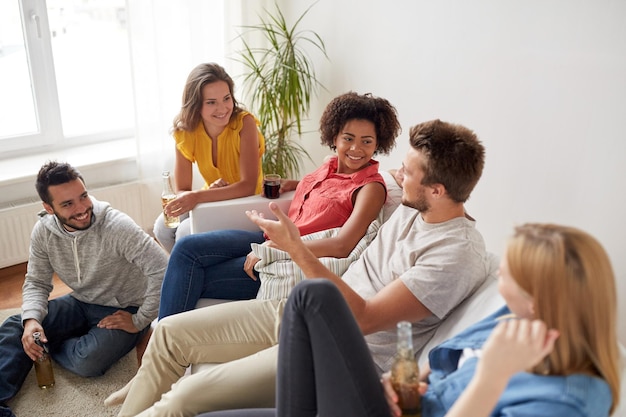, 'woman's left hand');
244,252,261,280
478,319,559,382
209,178,229,189
278,179,299,193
